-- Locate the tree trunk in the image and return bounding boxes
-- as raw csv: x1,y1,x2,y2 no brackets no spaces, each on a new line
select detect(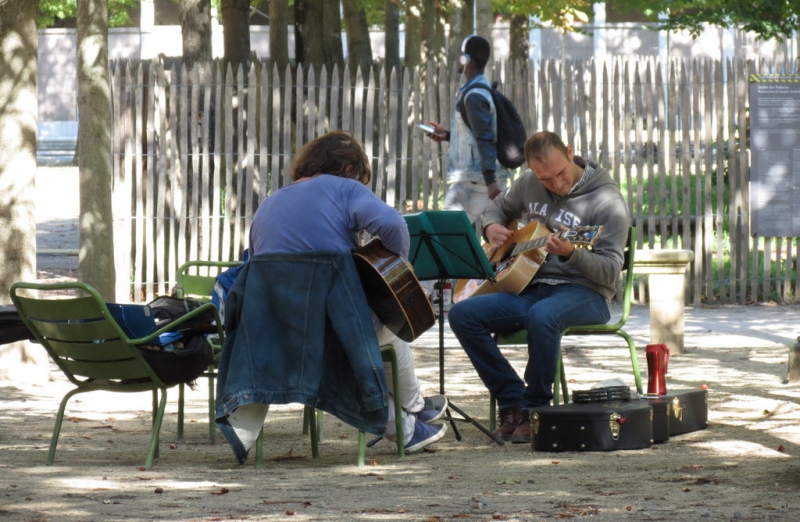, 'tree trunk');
322,0,344,74
76,0,116,300
476,0,493,76
295,0,343,76
461,0,474,37
269,0,289,73
221,0,251,65
446,0,463,65
476,0,492,39
404,0,422,68
384,0,400,75
294,0,306,65
342,0,373,77
509,13,529,60
295,0,321,70
420,0,435,64
432,0,447,65
0,0,48,383
179,0,212,65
